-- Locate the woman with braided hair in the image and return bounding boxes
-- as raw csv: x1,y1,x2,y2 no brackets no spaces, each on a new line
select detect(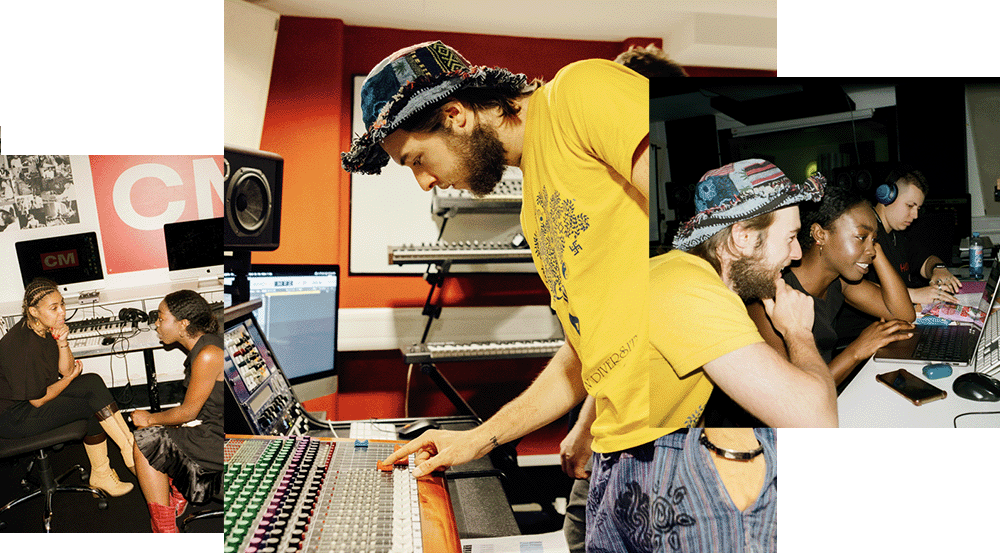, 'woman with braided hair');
0,278,135,497
130,289,222,532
